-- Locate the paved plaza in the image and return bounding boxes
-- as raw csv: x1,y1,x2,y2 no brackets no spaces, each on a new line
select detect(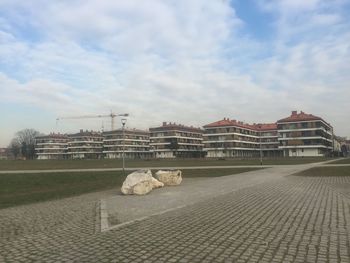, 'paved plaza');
1,163,350,262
